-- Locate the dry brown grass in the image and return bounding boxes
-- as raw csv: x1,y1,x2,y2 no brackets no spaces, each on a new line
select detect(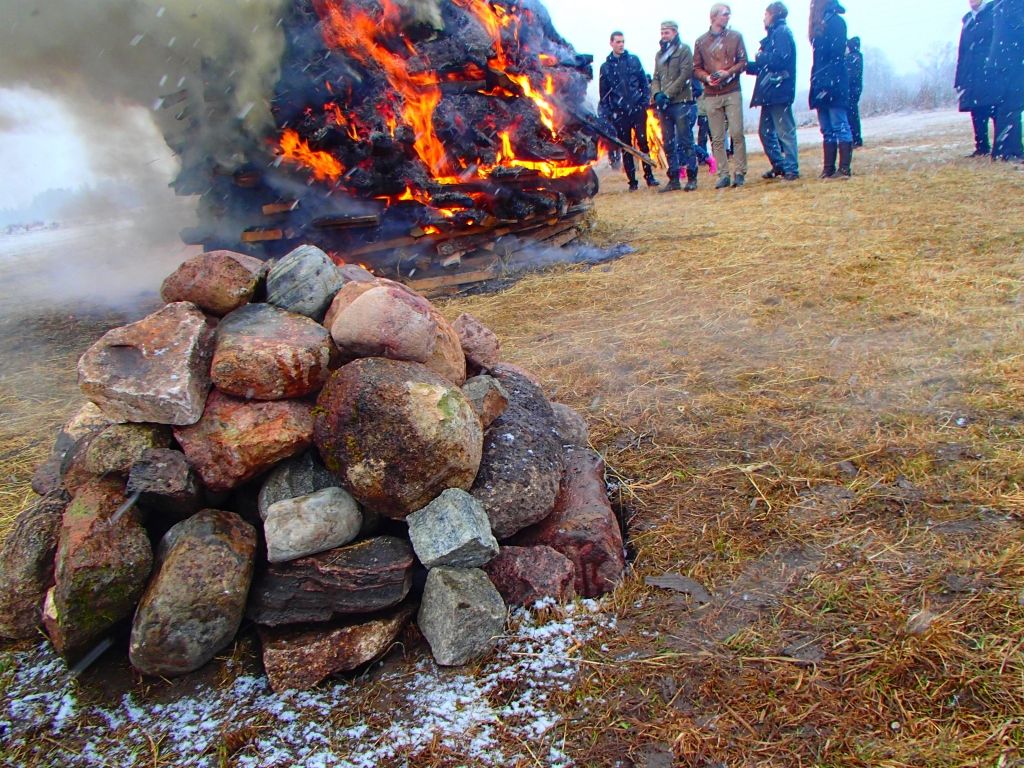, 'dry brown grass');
2,120,1023,767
